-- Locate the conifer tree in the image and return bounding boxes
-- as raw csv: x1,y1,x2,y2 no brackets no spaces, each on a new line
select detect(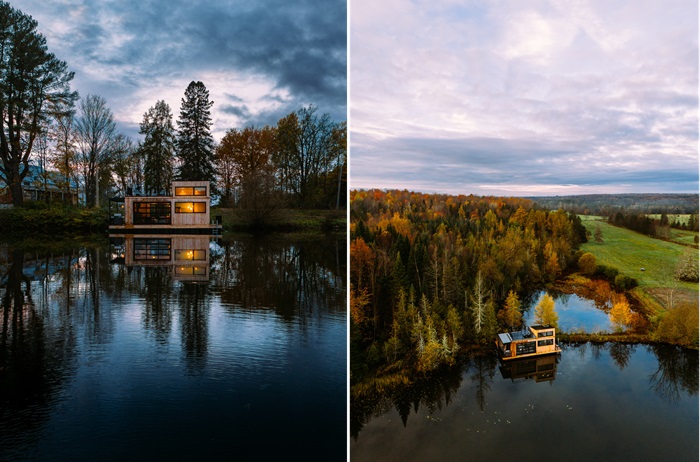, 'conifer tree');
140,100,175,194
499,290,523,331
176,81,216,186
